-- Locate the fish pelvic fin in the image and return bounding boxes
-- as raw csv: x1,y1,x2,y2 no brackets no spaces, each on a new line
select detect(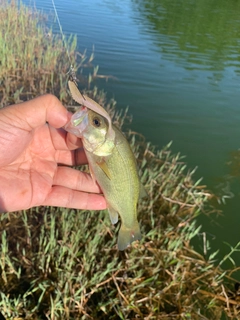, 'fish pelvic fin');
117,222,142,251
